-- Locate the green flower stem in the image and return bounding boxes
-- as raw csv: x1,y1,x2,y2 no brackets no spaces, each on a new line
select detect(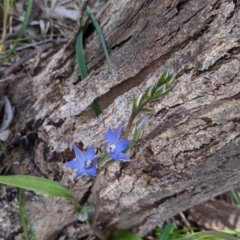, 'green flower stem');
125,99,151,139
